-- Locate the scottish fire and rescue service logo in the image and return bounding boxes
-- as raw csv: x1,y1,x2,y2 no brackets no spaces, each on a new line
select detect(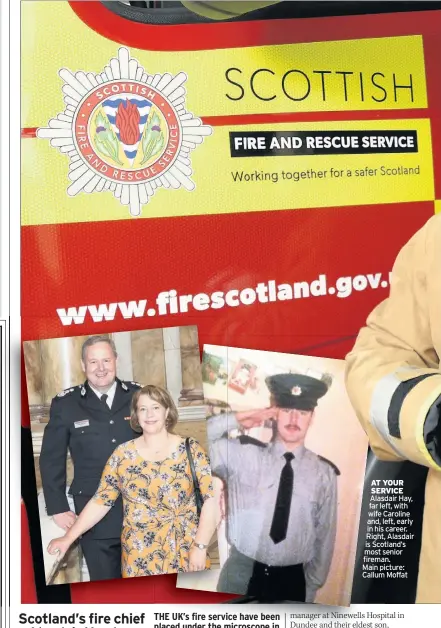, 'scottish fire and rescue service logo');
37,47,212,216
